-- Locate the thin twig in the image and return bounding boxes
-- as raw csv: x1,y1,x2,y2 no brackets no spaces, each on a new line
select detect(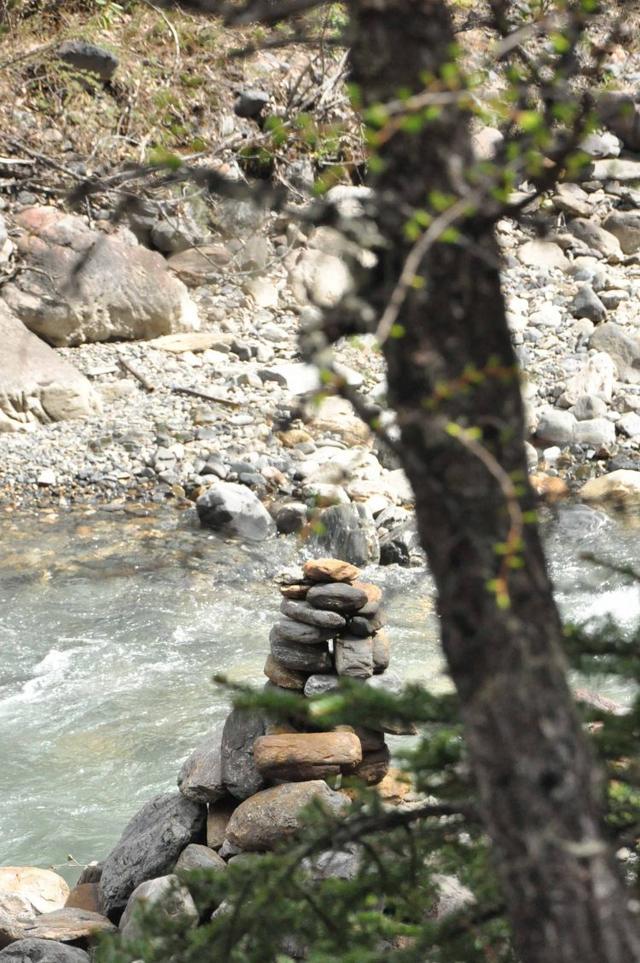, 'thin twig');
139,0,182,70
